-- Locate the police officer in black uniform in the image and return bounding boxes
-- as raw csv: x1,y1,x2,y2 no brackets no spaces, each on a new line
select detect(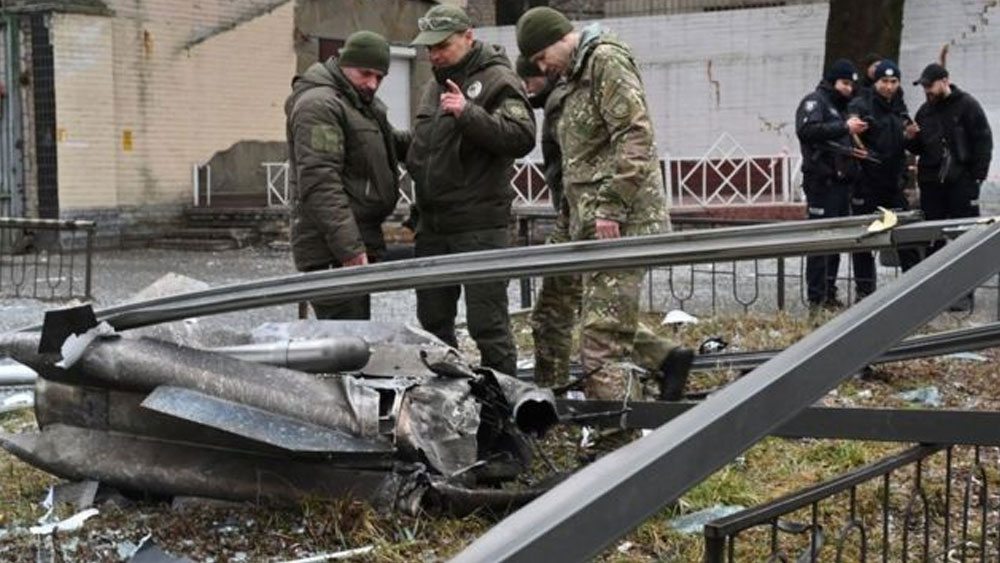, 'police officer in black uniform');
846,59,920,298
906,63,993,310
796,59,870,308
